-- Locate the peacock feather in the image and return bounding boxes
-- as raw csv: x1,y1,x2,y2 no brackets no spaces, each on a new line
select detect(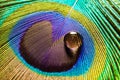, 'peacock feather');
0,0,120,80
